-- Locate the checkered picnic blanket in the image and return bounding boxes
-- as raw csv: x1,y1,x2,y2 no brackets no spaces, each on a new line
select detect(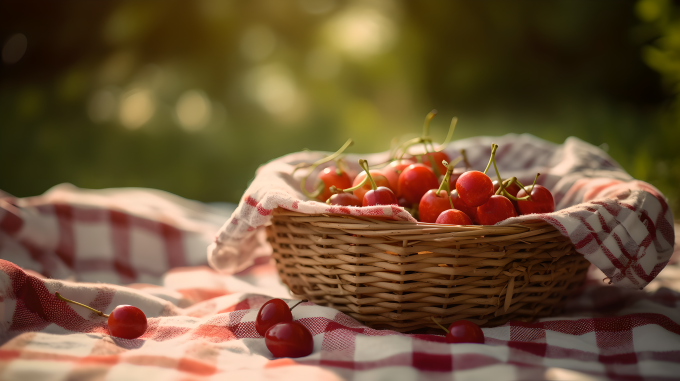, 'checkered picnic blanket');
0,134,678,380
